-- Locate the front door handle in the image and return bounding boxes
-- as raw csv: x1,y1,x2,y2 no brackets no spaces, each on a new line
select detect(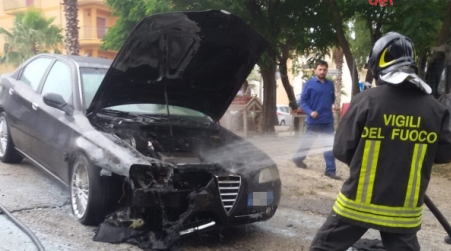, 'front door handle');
8,88,13,95
32,102,38,110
